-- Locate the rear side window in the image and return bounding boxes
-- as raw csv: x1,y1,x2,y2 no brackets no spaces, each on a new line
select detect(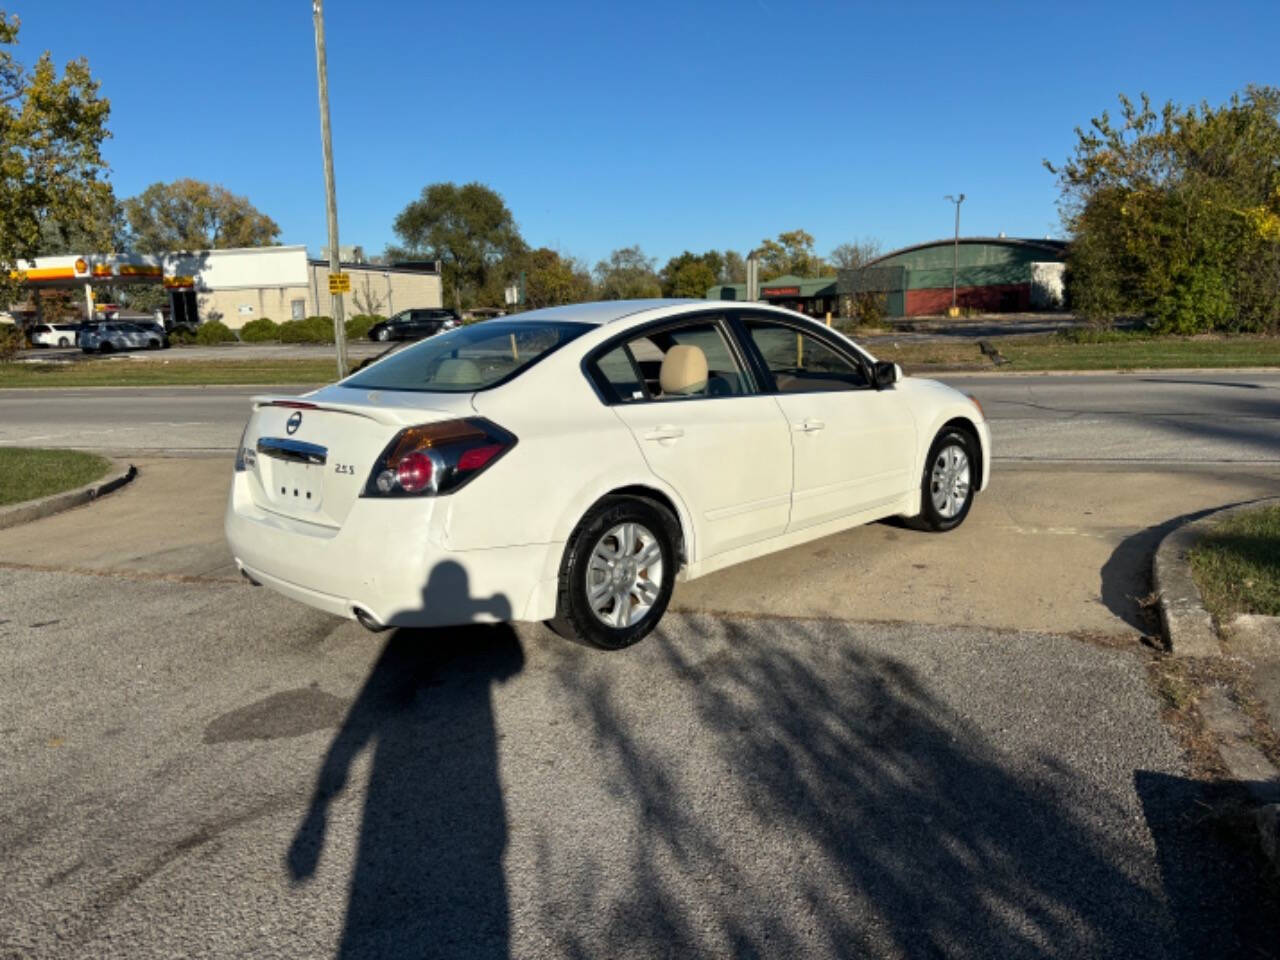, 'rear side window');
343,320,588,393
590,318,750,403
